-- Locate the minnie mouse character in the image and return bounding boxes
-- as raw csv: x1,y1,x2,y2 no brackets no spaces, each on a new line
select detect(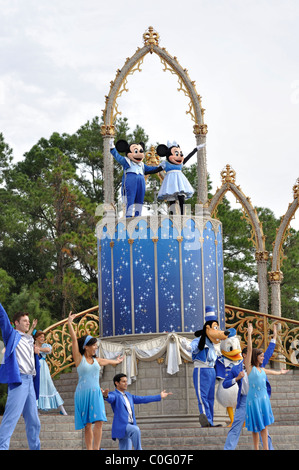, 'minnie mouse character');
156,141,205,215
110,139,161,217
